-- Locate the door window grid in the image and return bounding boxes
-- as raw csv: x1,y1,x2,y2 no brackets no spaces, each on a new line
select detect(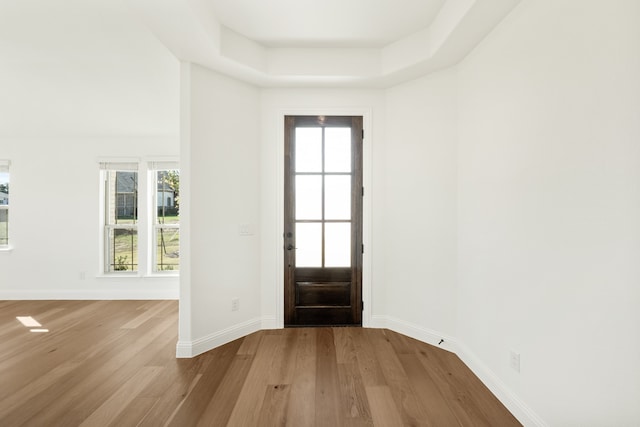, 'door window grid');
294,127,352,268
